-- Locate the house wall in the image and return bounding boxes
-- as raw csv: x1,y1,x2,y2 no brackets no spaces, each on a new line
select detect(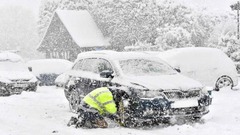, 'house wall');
38,13,82,61
38,11,108,61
